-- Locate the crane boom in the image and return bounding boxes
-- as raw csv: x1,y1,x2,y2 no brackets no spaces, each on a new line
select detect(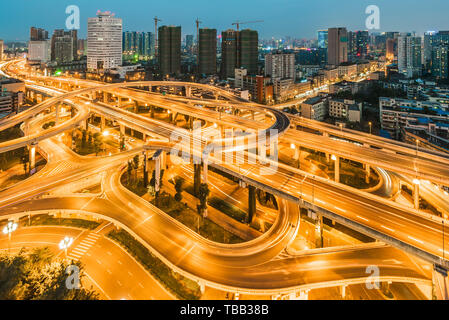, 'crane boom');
232,20,264,31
